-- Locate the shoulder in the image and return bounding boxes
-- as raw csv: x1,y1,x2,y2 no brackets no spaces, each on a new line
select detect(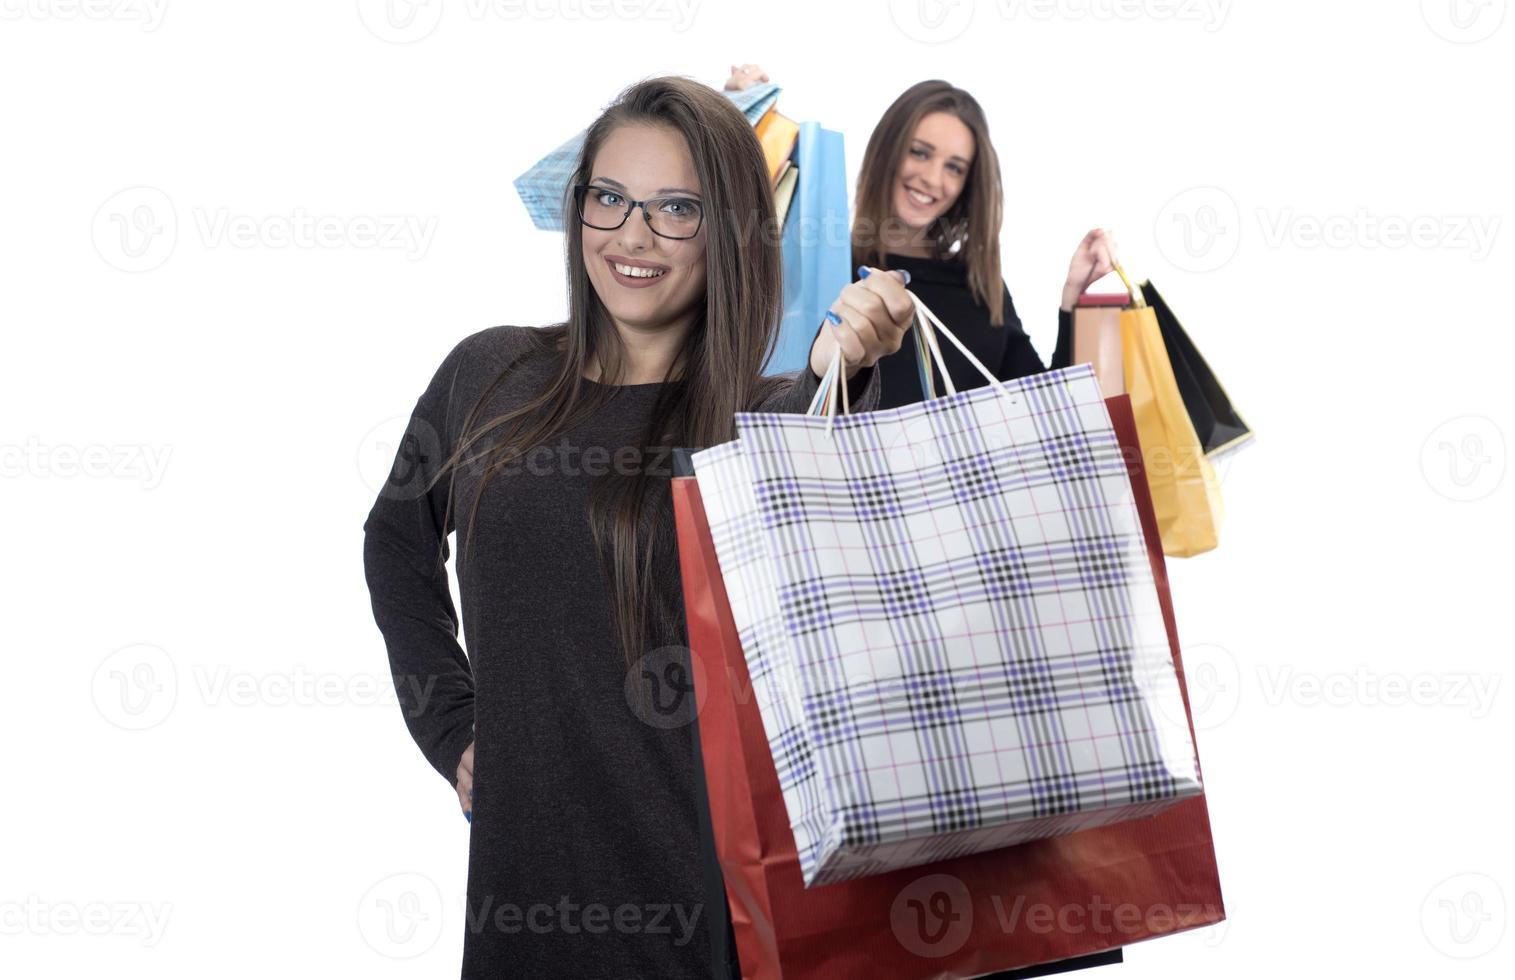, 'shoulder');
432,324,558,390
409,324,559,427
449,324,553,371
